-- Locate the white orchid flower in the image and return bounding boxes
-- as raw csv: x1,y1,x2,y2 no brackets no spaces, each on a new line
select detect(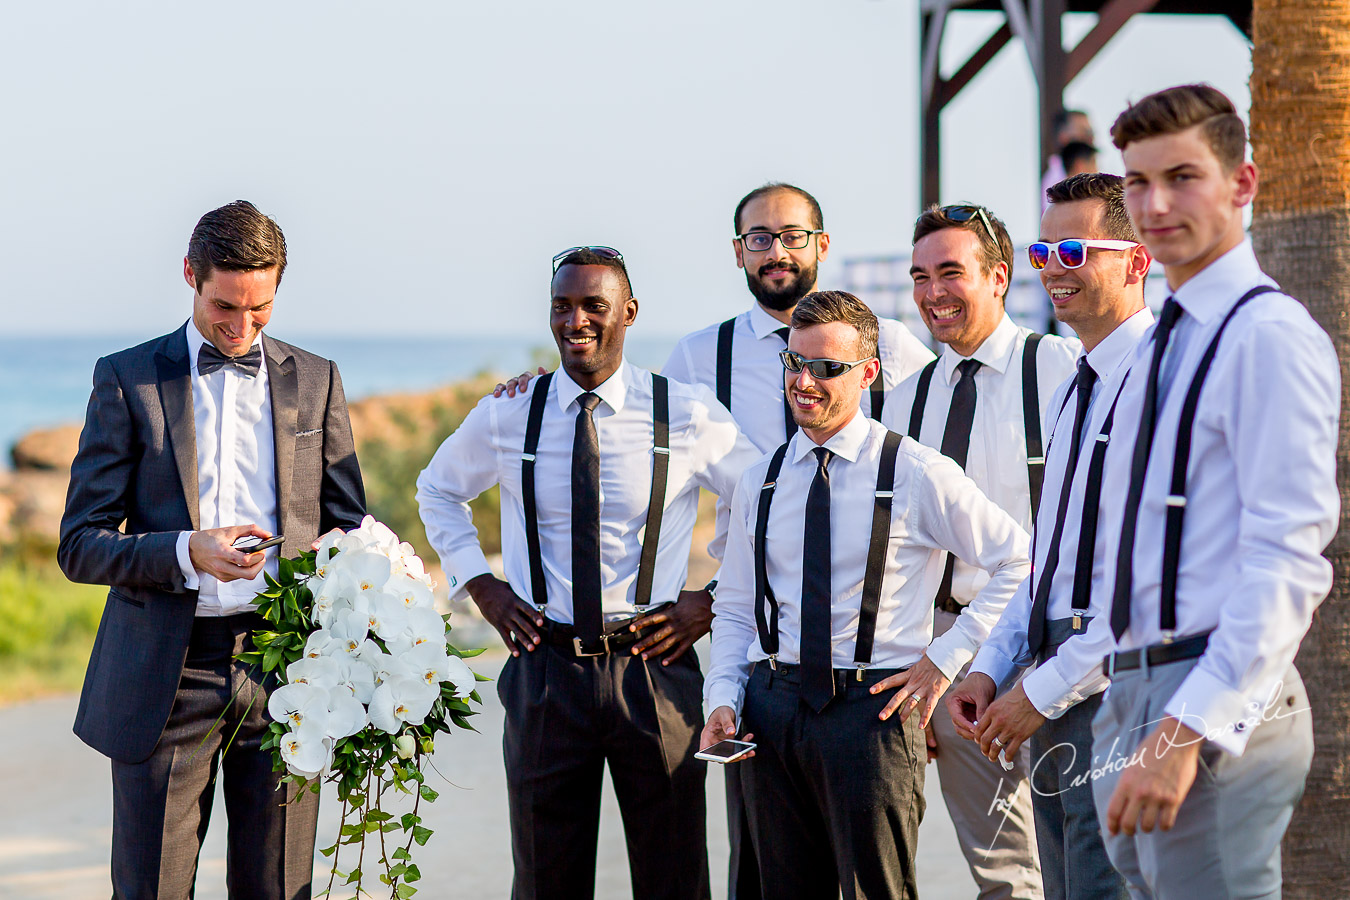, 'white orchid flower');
366,591,412,642
332,655,376,704
335,550,394,595
313,571,359,629
370,650,414,689
442,654,476,698
303,630,339,659
389,577,435,611
279,724,333,779
325,687,368,739
368,677,439,734
406,642,454,690
331,607,371,651
285,655,340,689
267,682,332,734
